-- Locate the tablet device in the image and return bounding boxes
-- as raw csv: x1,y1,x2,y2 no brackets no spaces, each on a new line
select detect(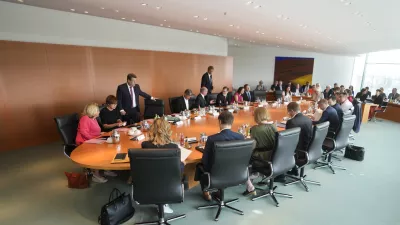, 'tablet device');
114,153,127,160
